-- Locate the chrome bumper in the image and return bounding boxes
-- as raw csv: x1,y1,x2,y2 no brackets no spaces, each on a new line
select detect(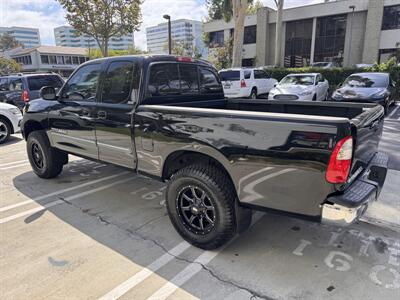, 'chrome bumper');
321,195,372,226
321,152,388,227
